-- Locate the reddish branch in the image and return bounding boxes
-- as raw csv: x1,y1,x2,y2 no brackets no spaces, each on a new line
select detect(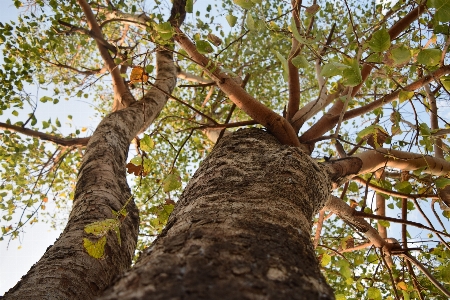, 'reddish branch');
77,0,135,111
0,122,90,146
356,148,450,176
286,0,302,122
325,196,389,252
174,29,301,147
353,2,427,97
